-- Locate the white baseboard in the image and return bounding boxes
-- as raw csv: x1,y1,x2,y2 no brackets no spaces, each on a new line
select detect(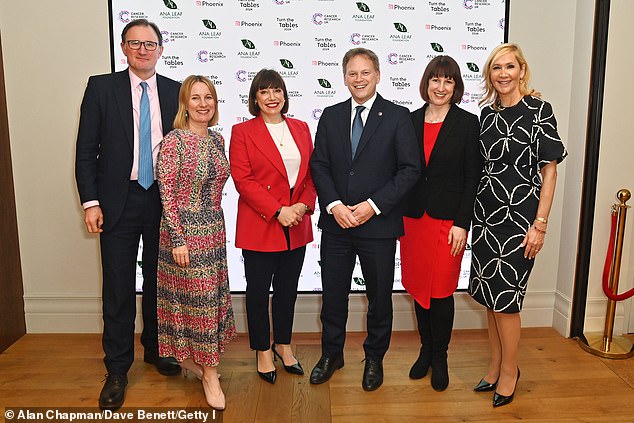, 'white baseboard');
25,290,565,334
